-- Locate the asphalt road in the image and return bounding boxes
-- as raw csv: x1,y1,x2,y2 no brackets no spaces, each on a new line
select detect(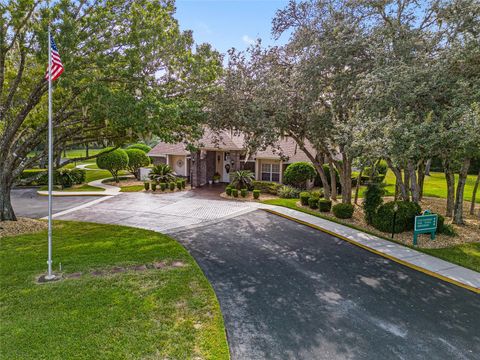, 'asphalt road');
11,188,100,218
174,210,480,360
